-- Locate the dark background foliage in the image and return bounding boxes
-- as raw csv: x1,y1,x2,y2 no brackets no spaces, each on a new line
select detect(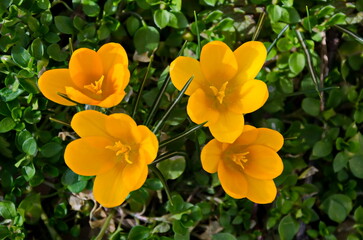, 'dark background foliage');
0,0,362,239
